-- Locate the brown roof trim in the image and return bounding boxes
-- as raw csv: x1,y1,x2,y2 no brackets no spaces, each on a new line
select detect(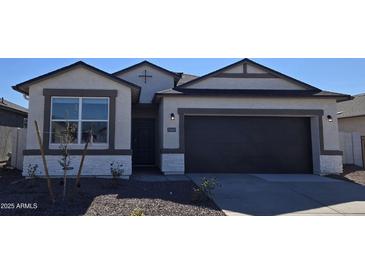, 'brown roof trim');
153,89,352,103
113,60,181,81
178,58,322,91
12,61,141,97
